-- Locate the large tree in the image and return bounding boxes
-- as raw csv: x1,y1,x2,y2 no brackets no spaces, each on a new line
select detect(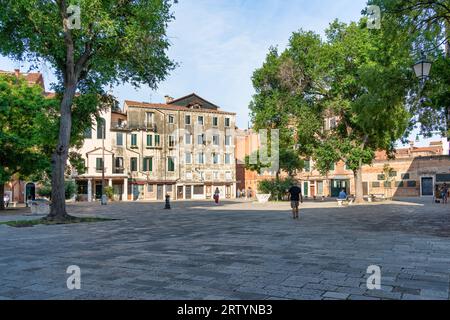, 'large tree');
0,0,176,221
250,18,414,202
368,0,450,137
